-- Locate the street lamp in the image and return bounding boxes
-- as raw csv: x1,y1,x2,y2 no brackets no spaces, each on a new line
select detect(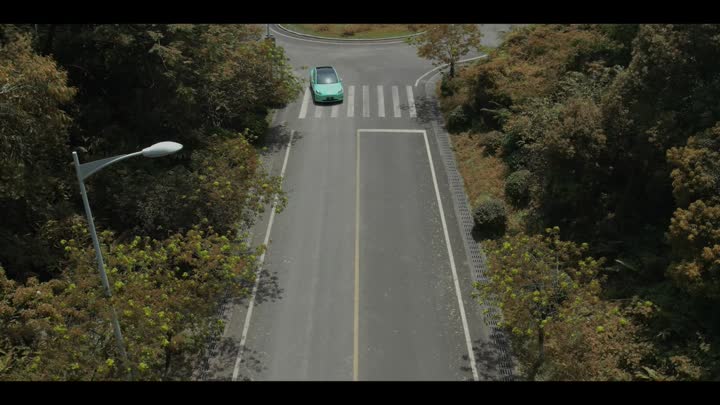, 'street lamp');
71,141,183,379
266,24,275,44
